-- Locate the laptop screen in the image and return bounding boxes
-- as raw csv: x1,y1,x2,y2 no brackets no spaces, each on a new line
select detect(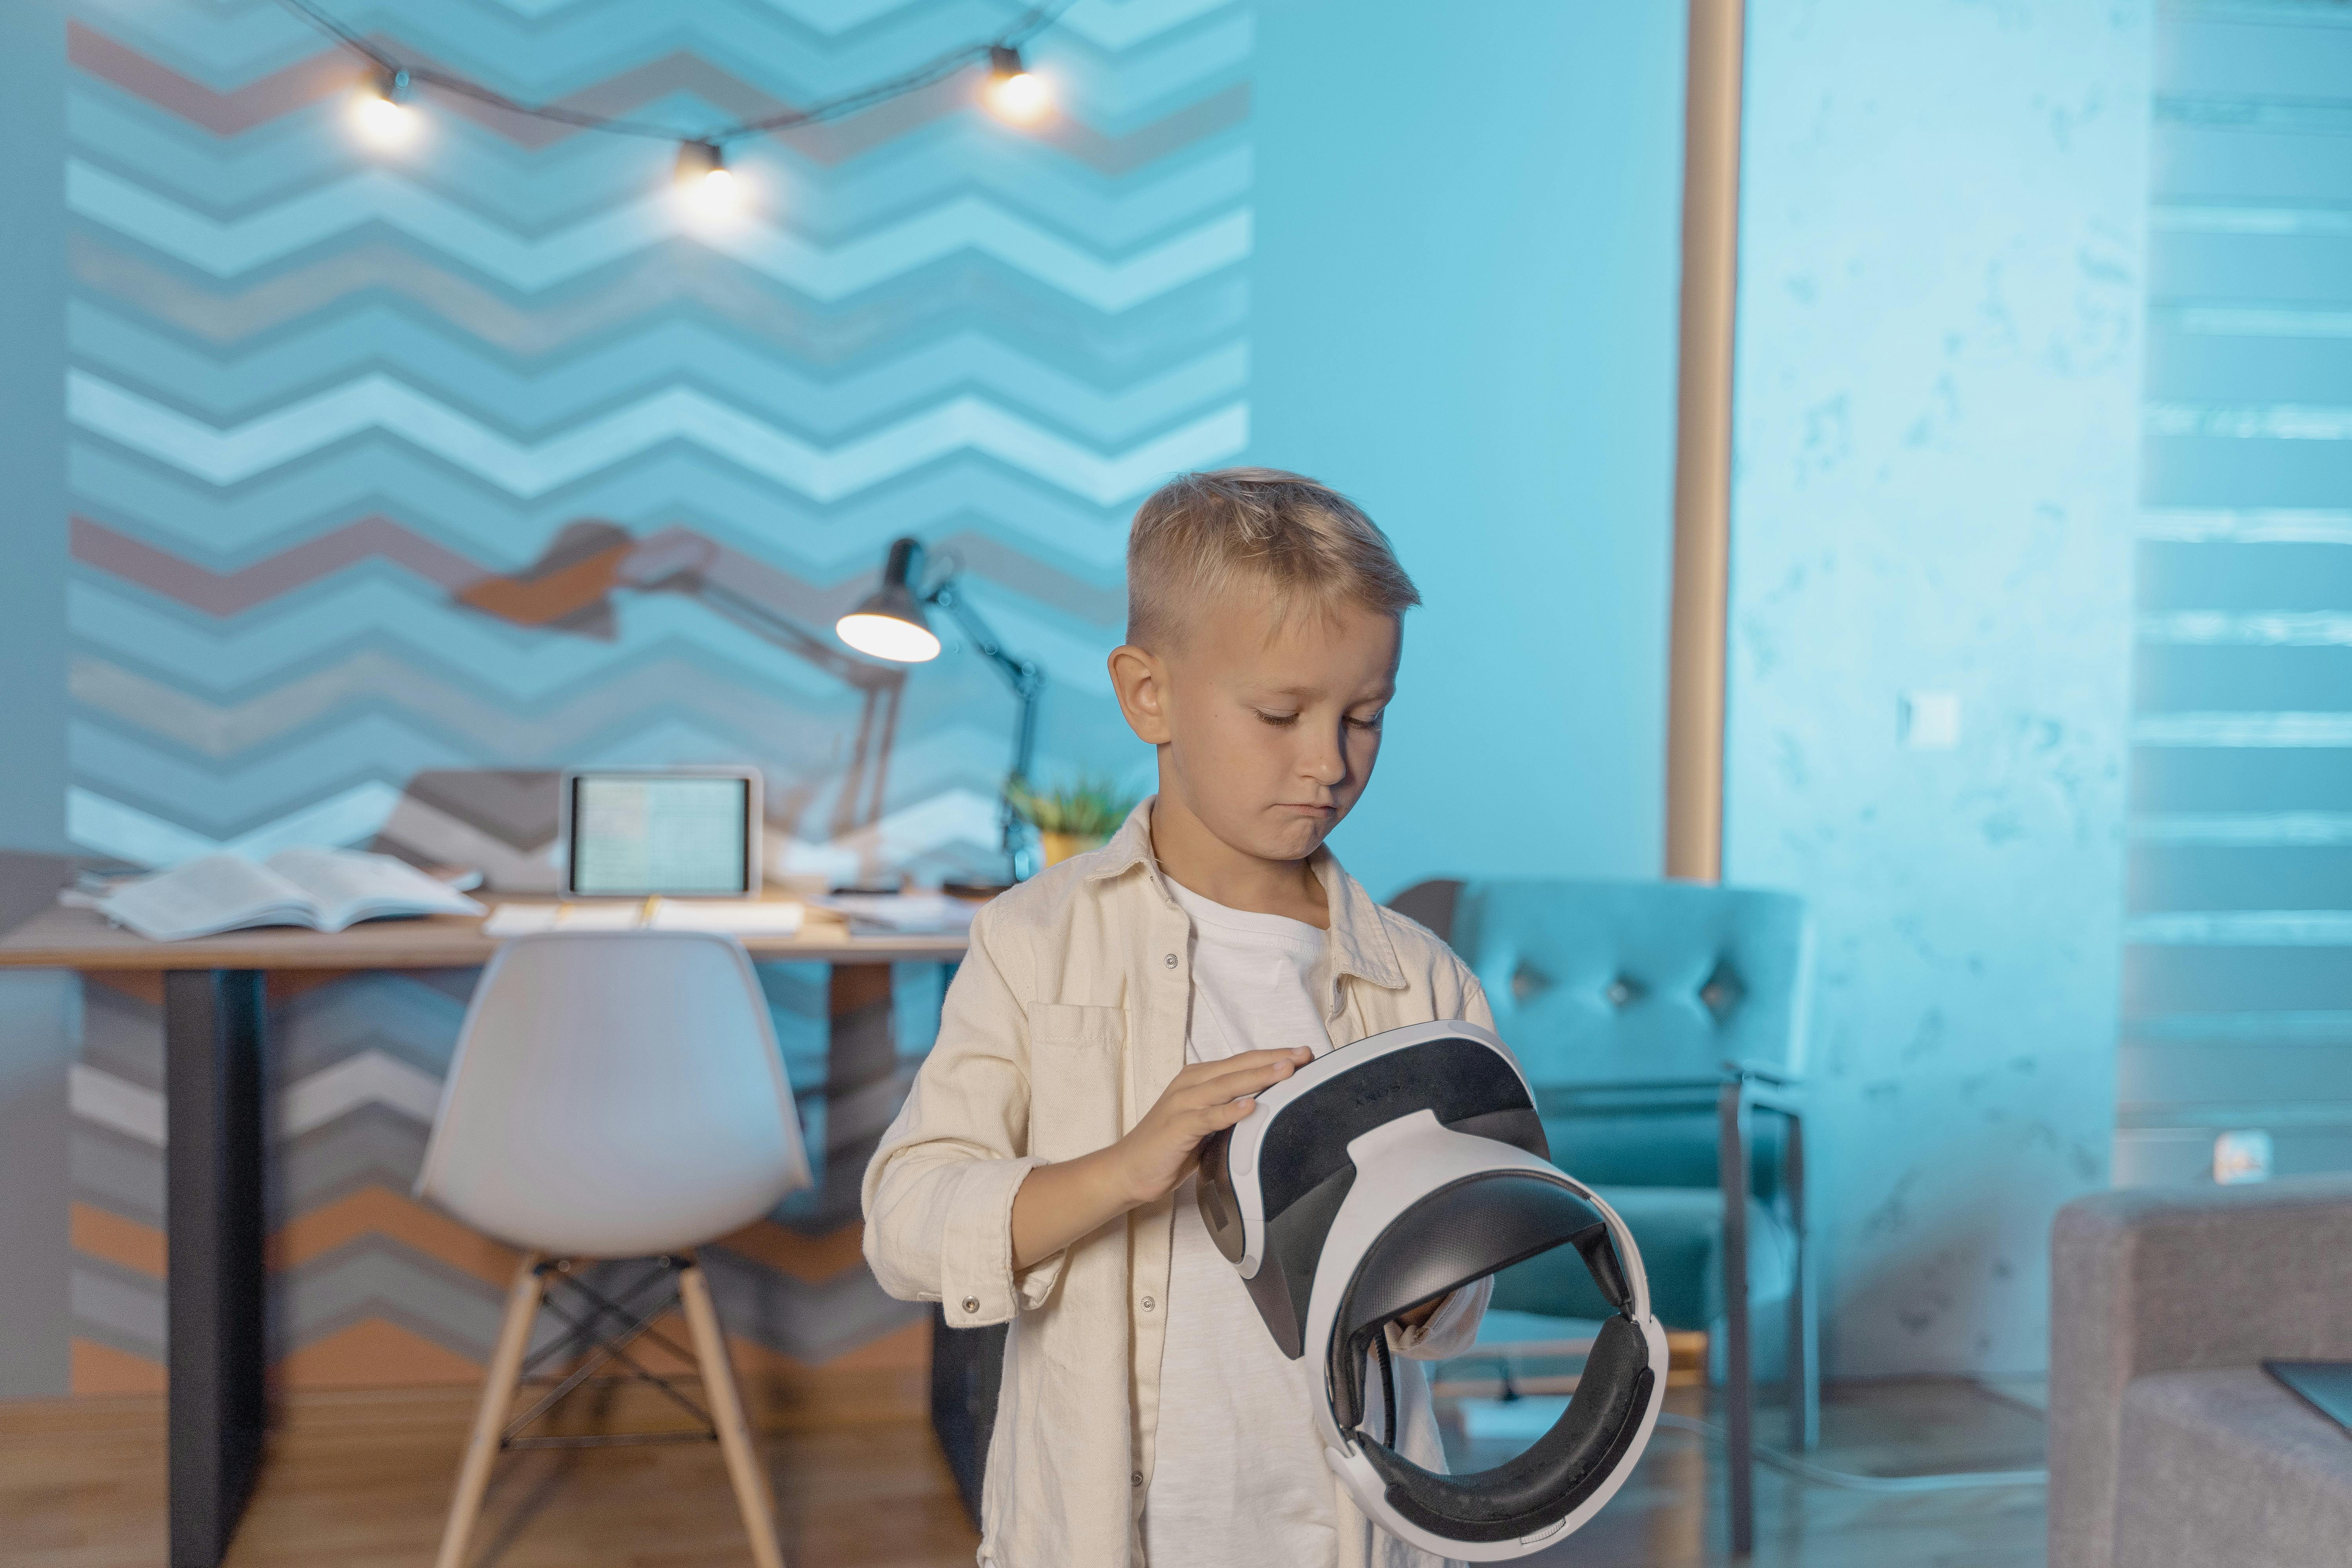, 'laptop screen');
567,772,754,897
